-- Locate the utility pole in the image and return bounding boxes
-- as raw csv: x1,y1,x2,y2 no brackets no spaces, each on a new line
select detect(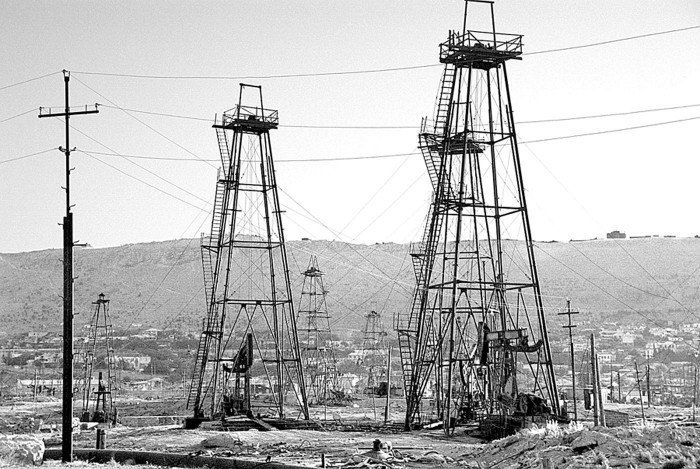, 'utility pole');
384,347,391,425
590,334,598,426
595,349,605,426
634,360,645,422
558,299,578,421
39,70,99,462
646,361,651,409
693,365,697,422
